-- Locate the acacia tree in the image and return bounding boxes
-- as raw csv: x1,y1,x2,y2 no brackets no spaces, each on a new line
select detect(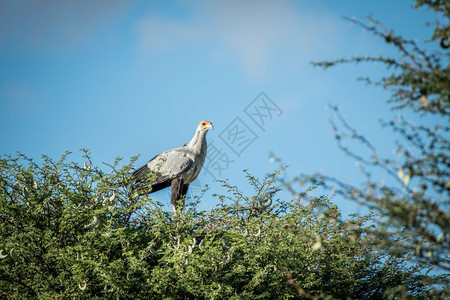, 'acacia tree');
276,0,448,294
0,151,436,299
